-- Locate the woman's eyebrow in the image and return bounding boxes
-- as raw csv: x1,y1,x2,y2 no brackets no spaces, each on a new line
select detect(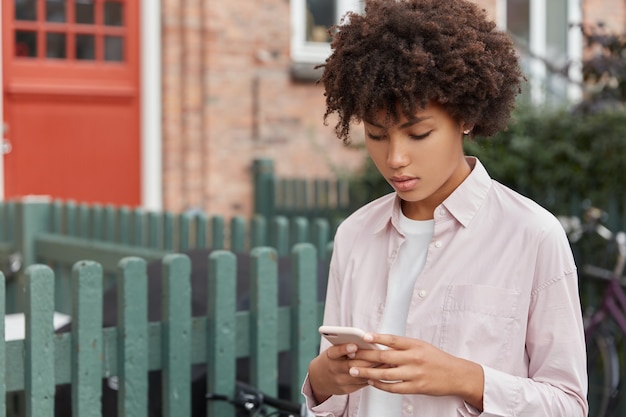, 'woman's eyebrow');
364,116,431,129
399,116,432,129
